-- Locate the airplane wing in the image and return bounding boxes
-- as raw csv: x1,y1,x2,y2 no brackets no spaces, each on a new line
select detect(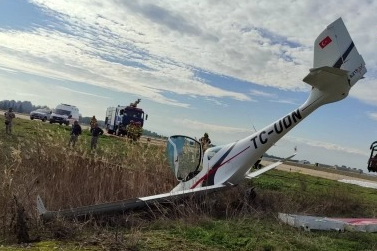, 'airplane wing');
38,152,296,221
37,182,232,221
245,153,296,179
38,154,295,221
